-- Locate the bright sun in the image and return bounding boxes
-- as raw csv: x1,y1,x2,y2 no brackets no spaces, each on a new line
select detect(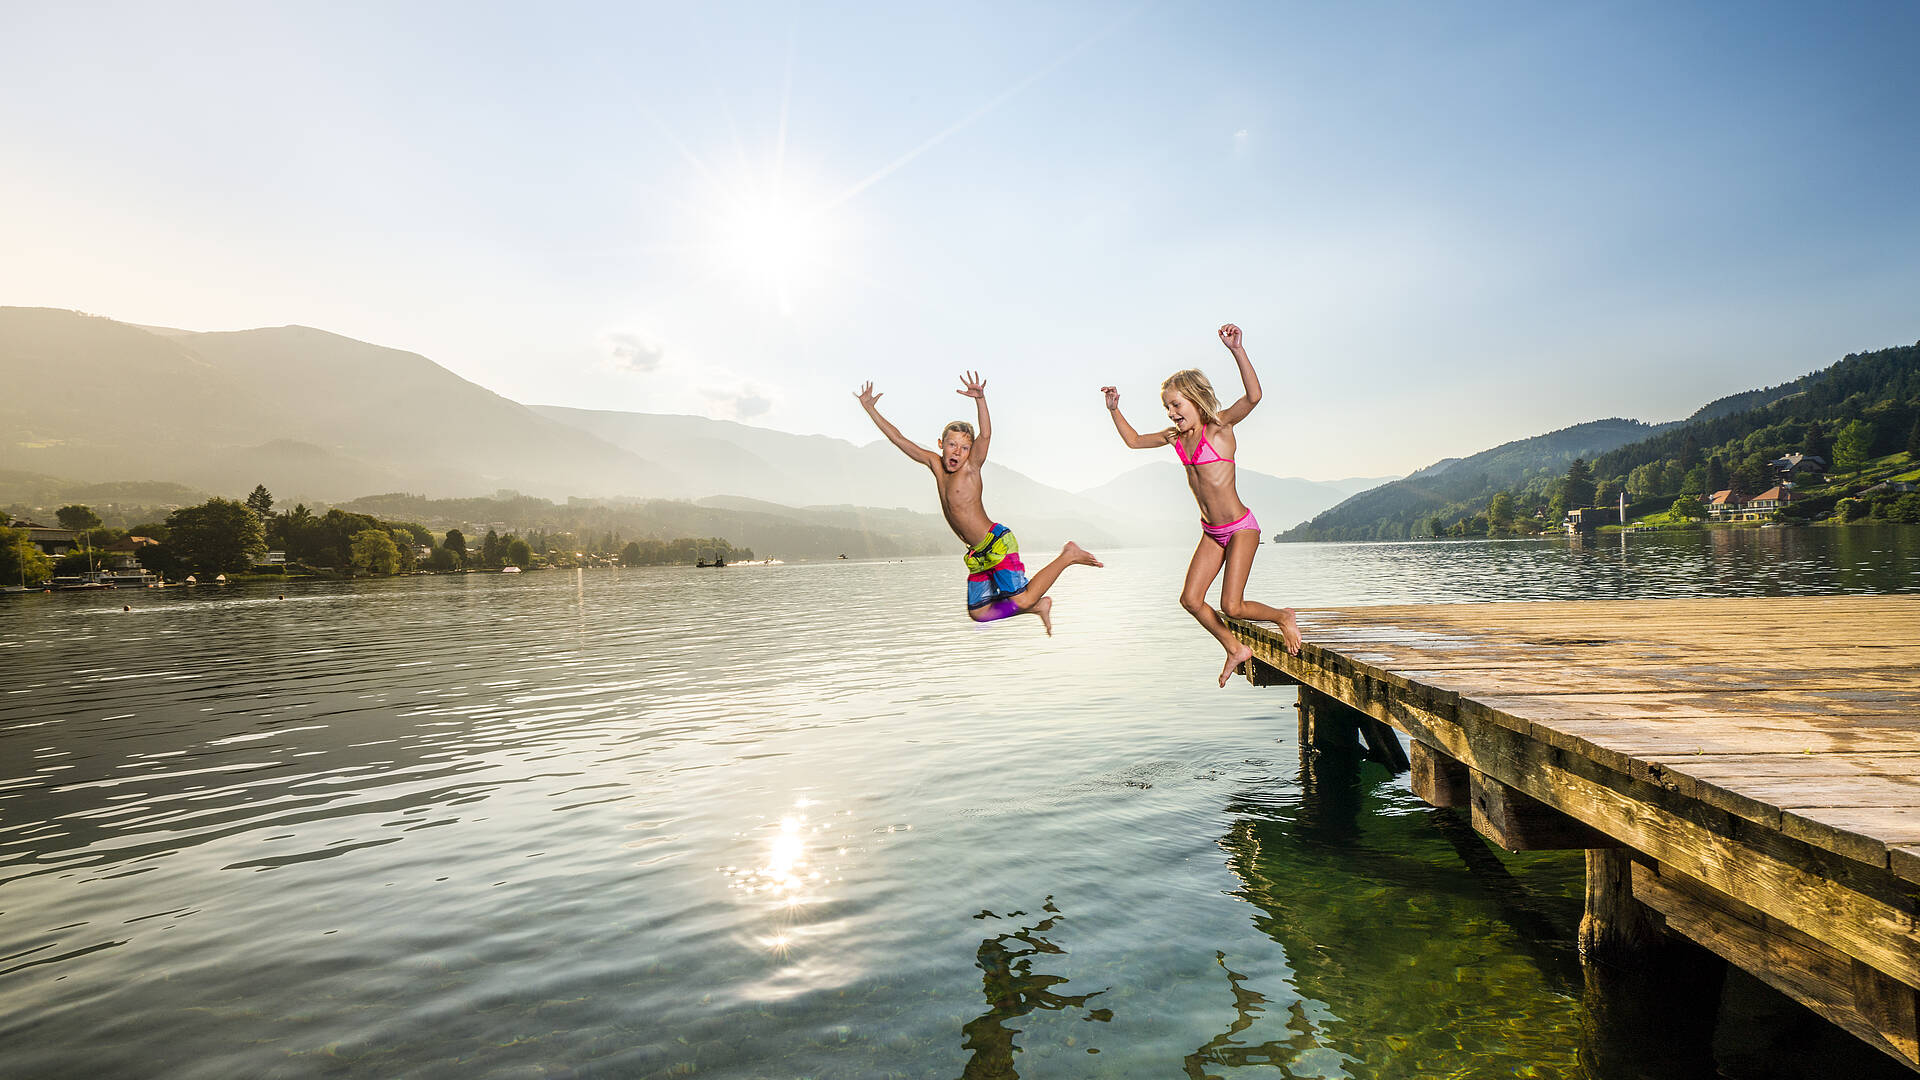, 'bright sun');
709,184,836,313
